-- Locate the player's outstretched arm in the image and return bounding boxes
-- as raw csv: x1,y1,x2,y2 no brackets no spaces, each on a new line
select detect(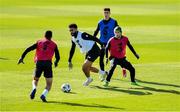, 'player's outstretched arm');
54,46,60,67
18,43,37,64
68,41,76,70
127,41,139,59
